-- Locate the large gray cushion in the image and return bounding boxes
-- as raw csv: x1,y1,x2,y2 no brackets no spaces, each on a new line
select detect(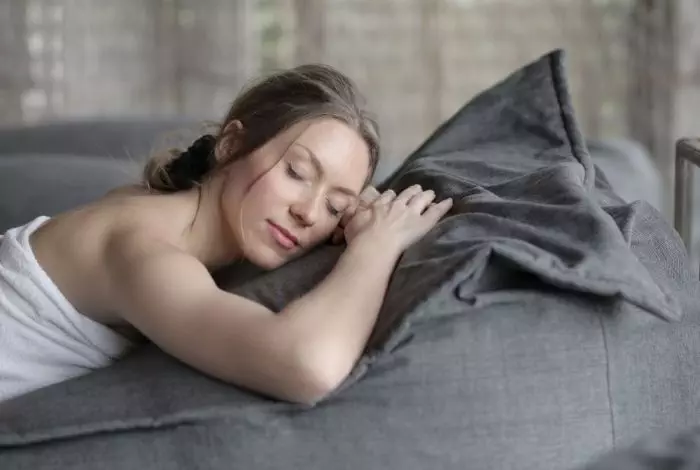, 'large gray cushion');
0,118,197,160
1,50,699,470
0,154,138,233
